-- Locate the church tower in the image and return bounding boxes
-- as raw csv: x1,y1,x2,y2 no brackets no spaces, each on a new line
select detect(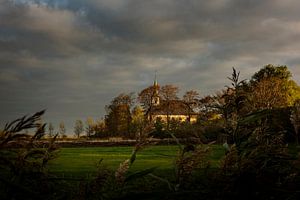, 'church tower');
152,71,160,106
